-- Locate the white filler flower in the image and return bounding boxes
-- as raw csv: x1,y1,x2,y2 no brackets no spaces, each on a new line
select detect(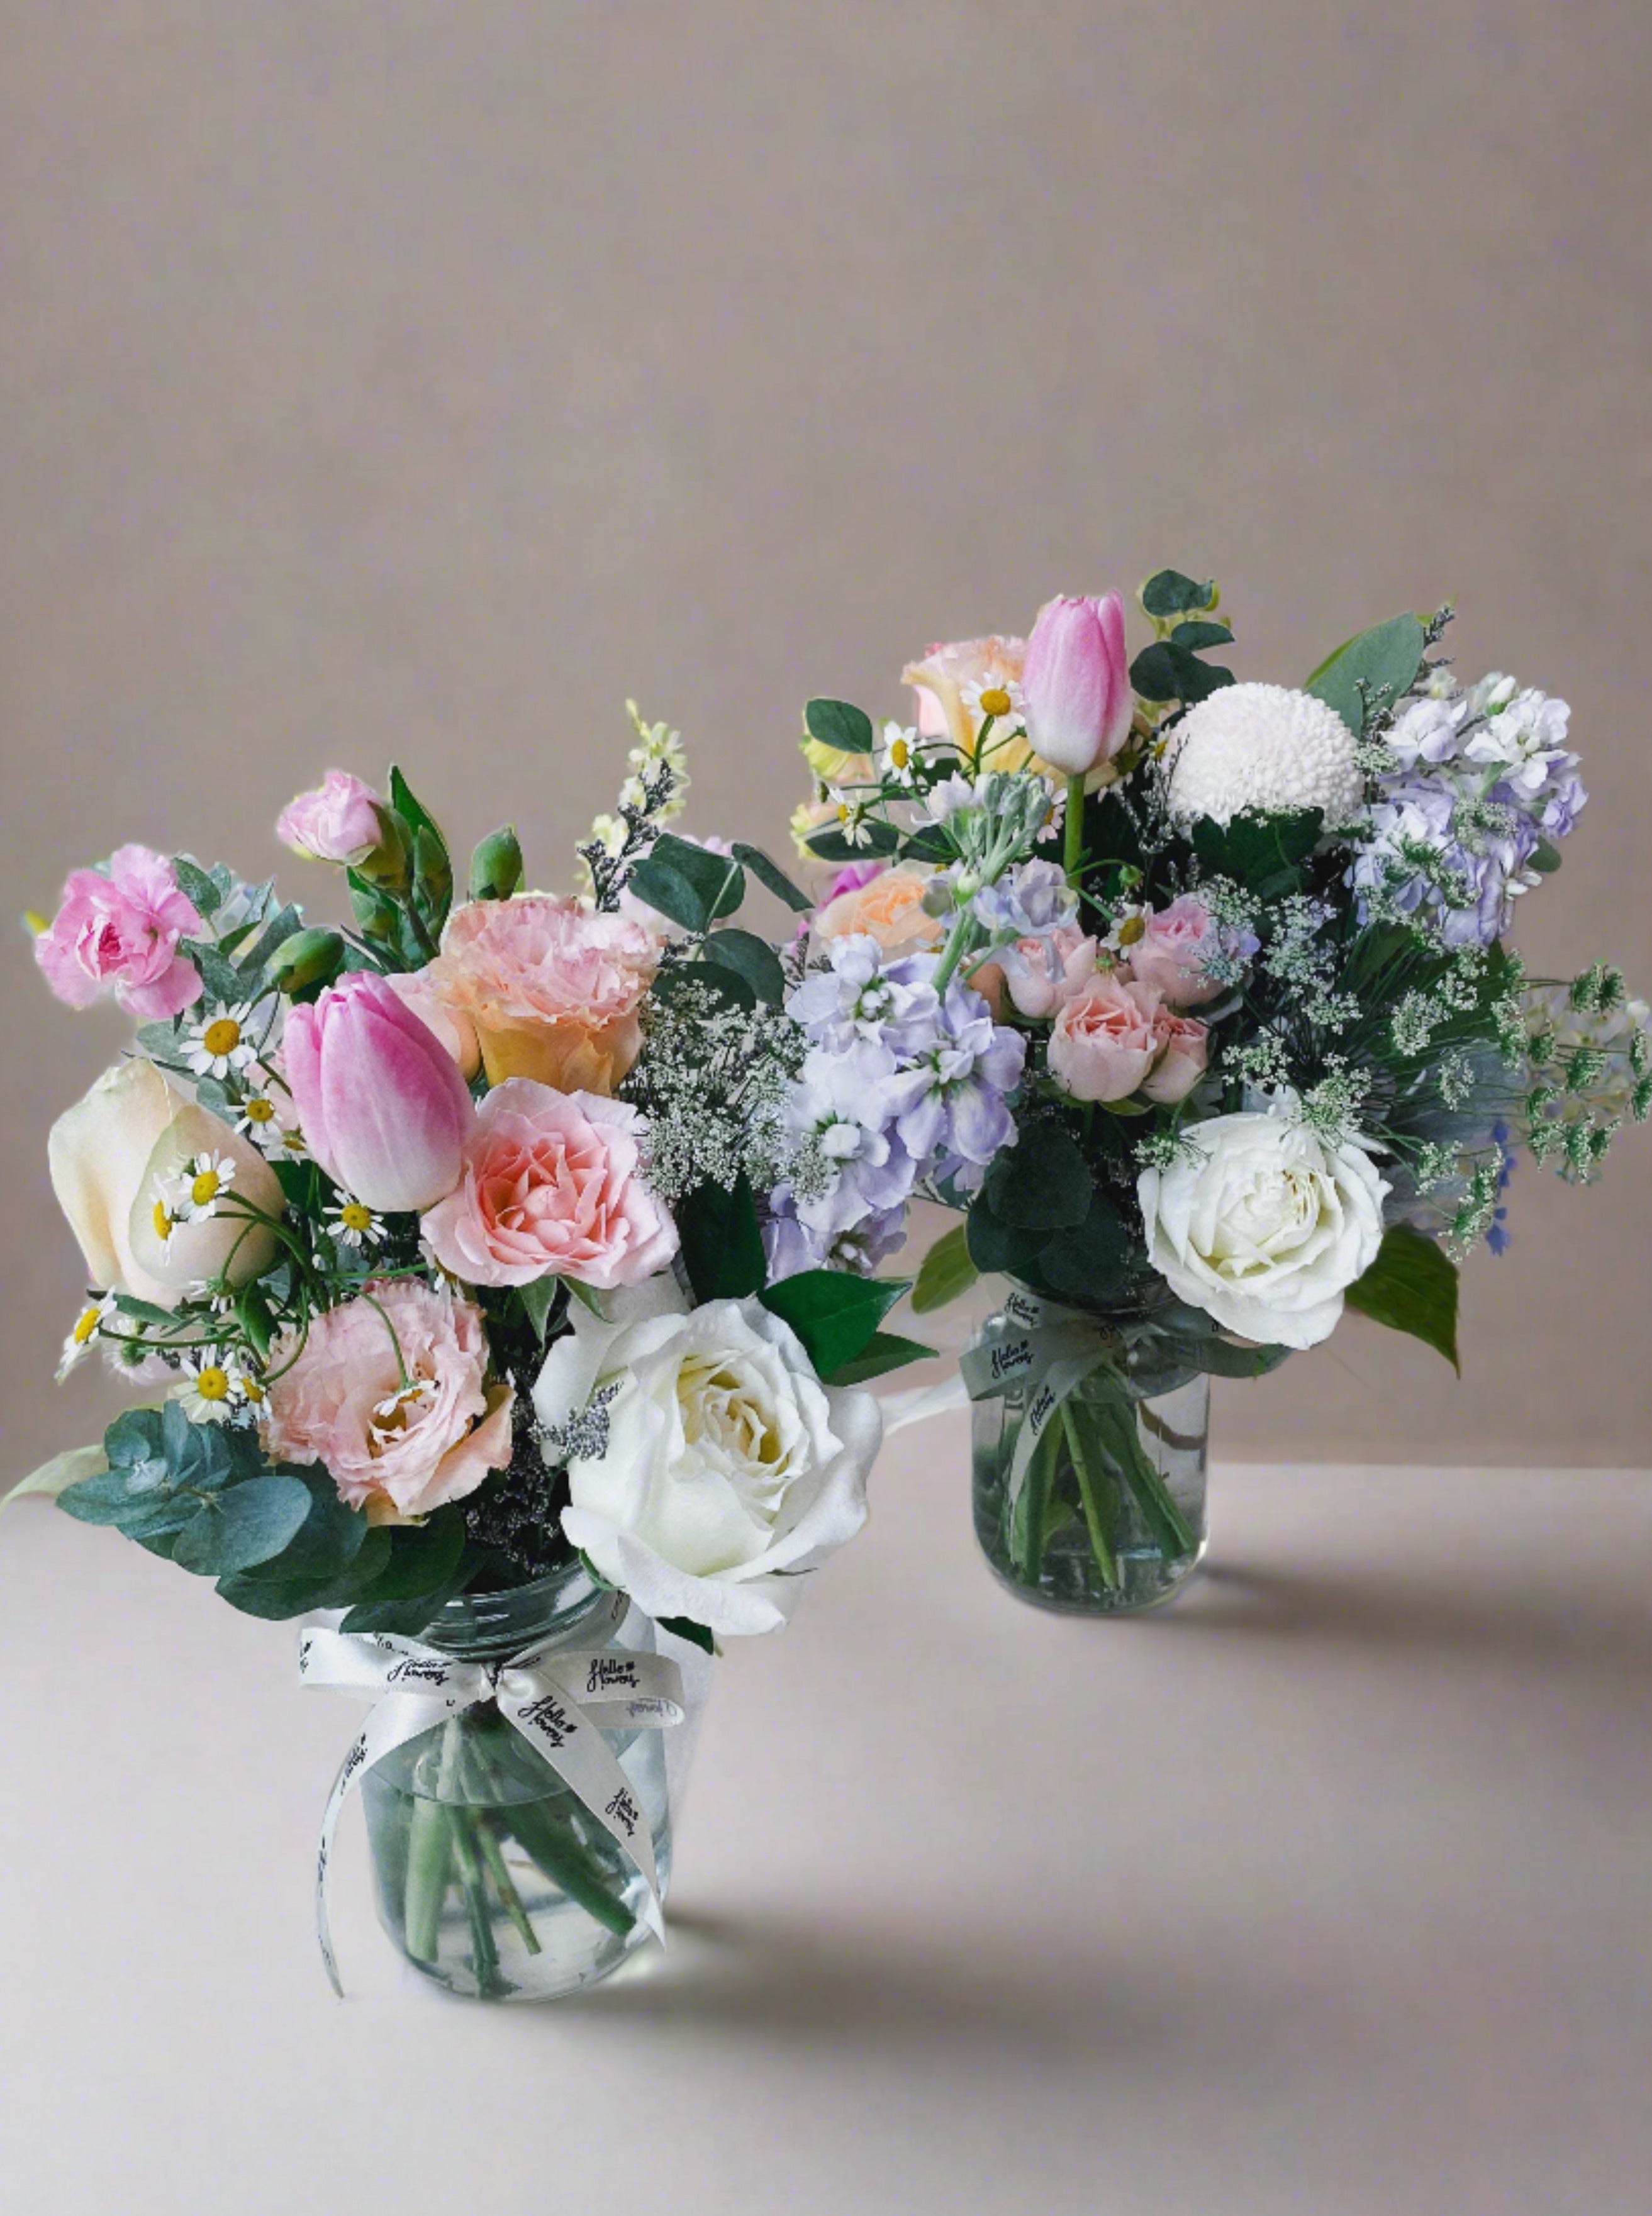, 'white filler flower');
1166,682,1365,827
535,1286,881,1637
1139,1110,1388,1349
